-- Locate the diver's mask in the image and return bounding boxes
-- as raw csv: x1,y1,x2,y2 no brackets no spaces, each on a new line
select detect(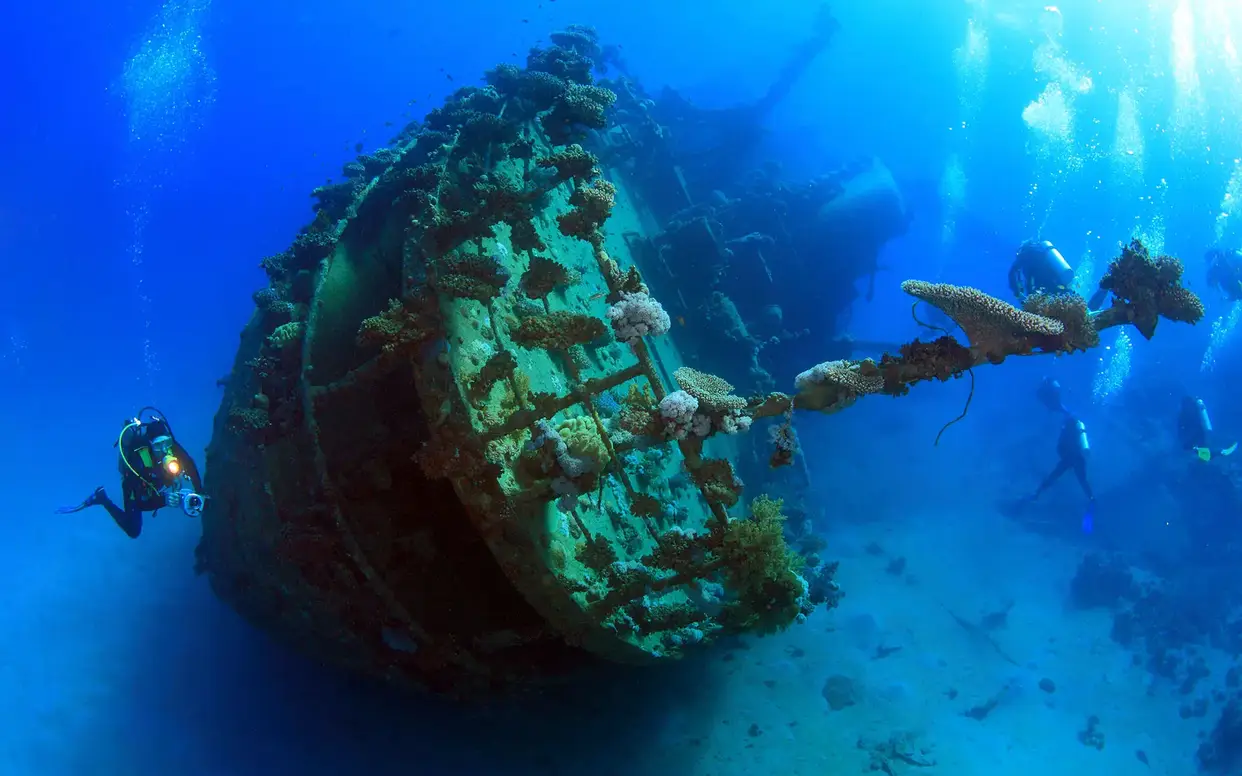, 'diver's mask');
149,434,182,481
